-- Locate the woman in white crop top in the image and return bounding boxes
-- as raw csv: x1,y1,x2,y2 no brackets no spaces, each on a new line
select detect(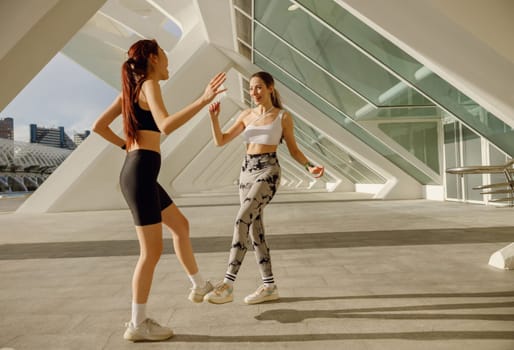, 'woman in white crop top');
204,71,324,305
